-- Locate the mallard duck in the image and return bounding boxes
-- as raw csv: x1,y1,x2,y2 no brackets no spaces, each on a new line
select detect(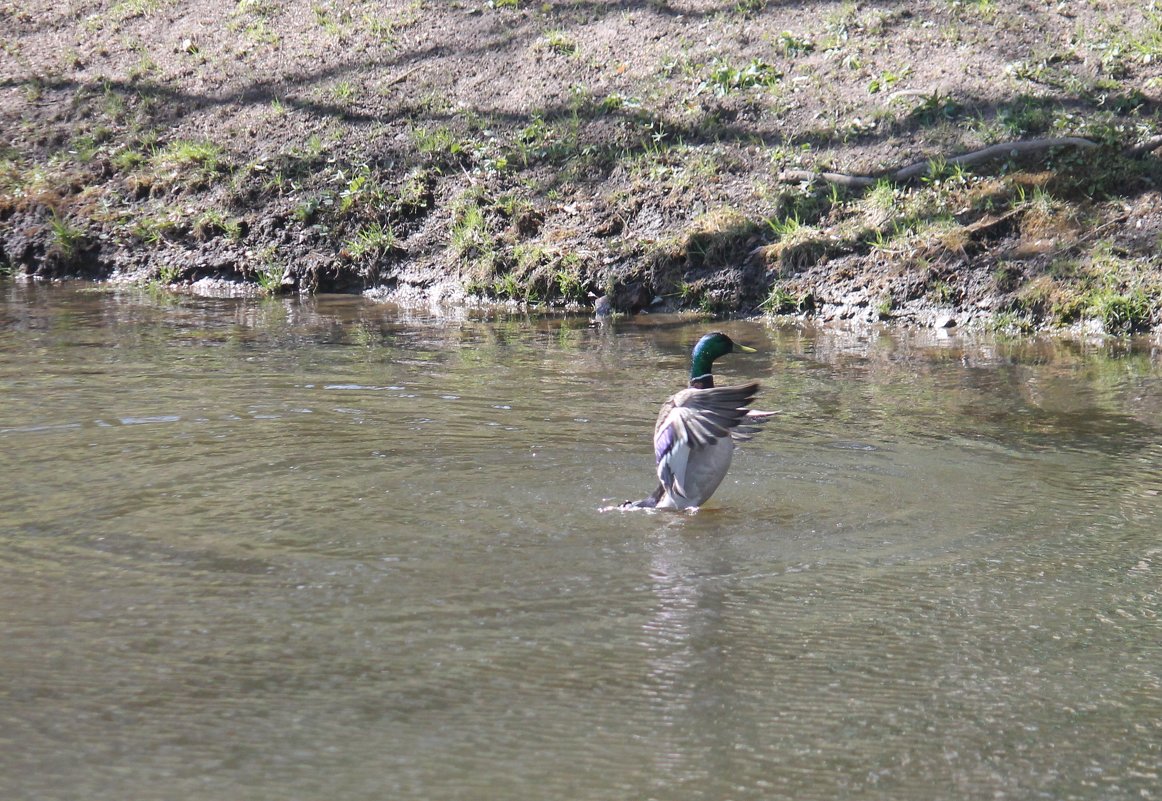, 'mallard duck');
623,332,775,510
